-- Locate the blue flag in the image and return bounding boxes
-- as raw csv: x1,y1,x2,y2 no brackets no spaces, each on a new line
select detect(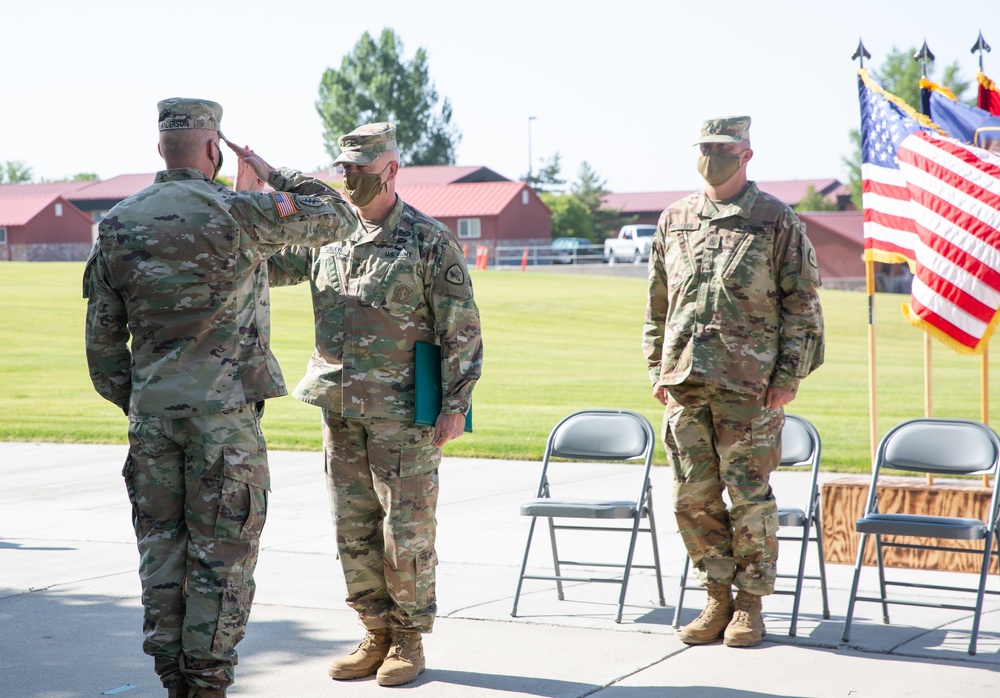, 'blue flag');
926,90,1000,147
